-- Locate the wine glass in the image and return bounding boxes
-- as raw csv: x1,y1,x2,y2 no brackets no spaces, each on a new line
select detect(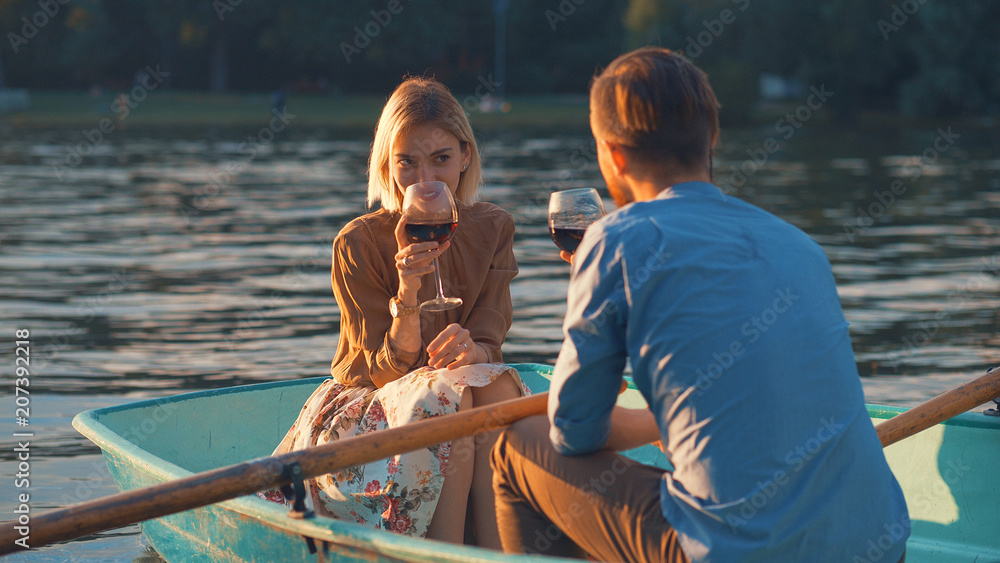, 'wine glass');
402,181,463,312
548,188,607,255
